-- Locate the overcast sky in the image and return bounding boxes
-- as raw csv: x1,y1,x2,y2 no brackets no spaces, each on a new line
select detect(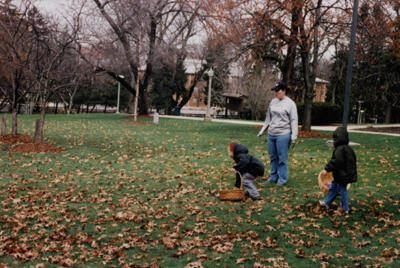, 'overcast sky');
33,0,68,15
